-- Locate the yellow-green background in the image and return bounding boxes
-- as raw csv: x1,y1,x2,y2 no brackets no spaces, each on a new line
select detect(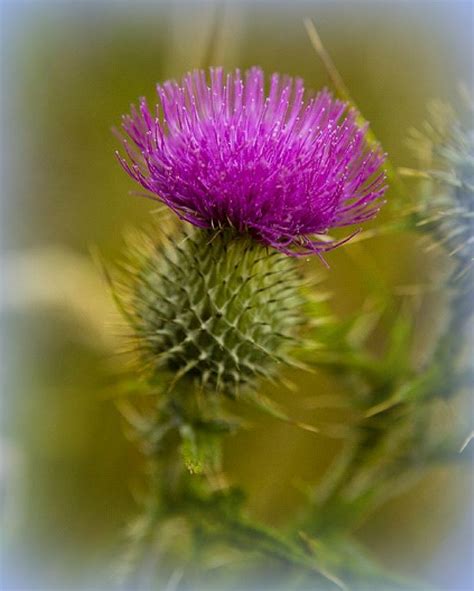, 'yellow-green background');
1,1,472,589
